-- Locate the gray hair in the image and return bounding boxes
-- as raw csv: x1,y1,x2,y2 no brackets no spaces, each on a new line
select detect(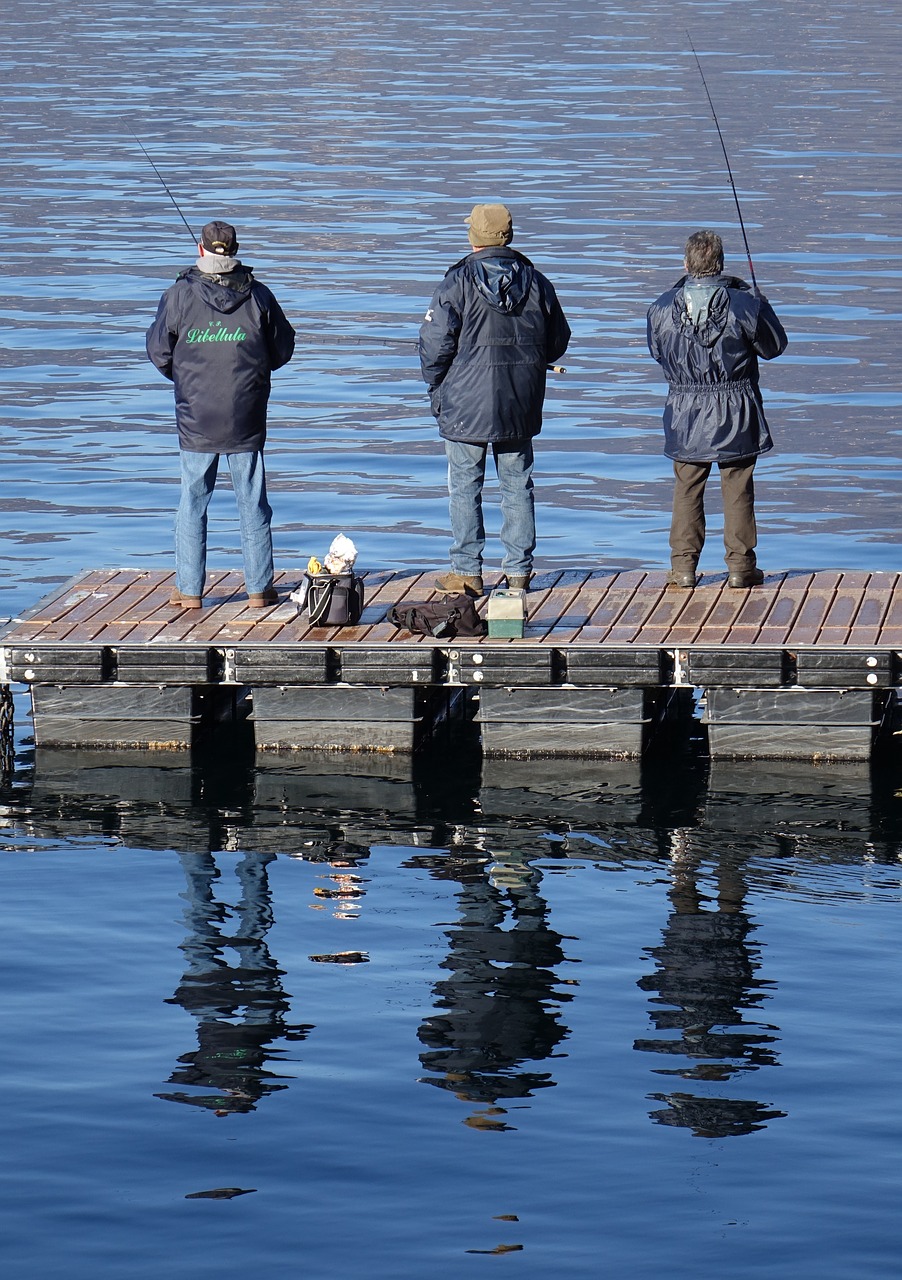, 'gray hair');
685,230,724,277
